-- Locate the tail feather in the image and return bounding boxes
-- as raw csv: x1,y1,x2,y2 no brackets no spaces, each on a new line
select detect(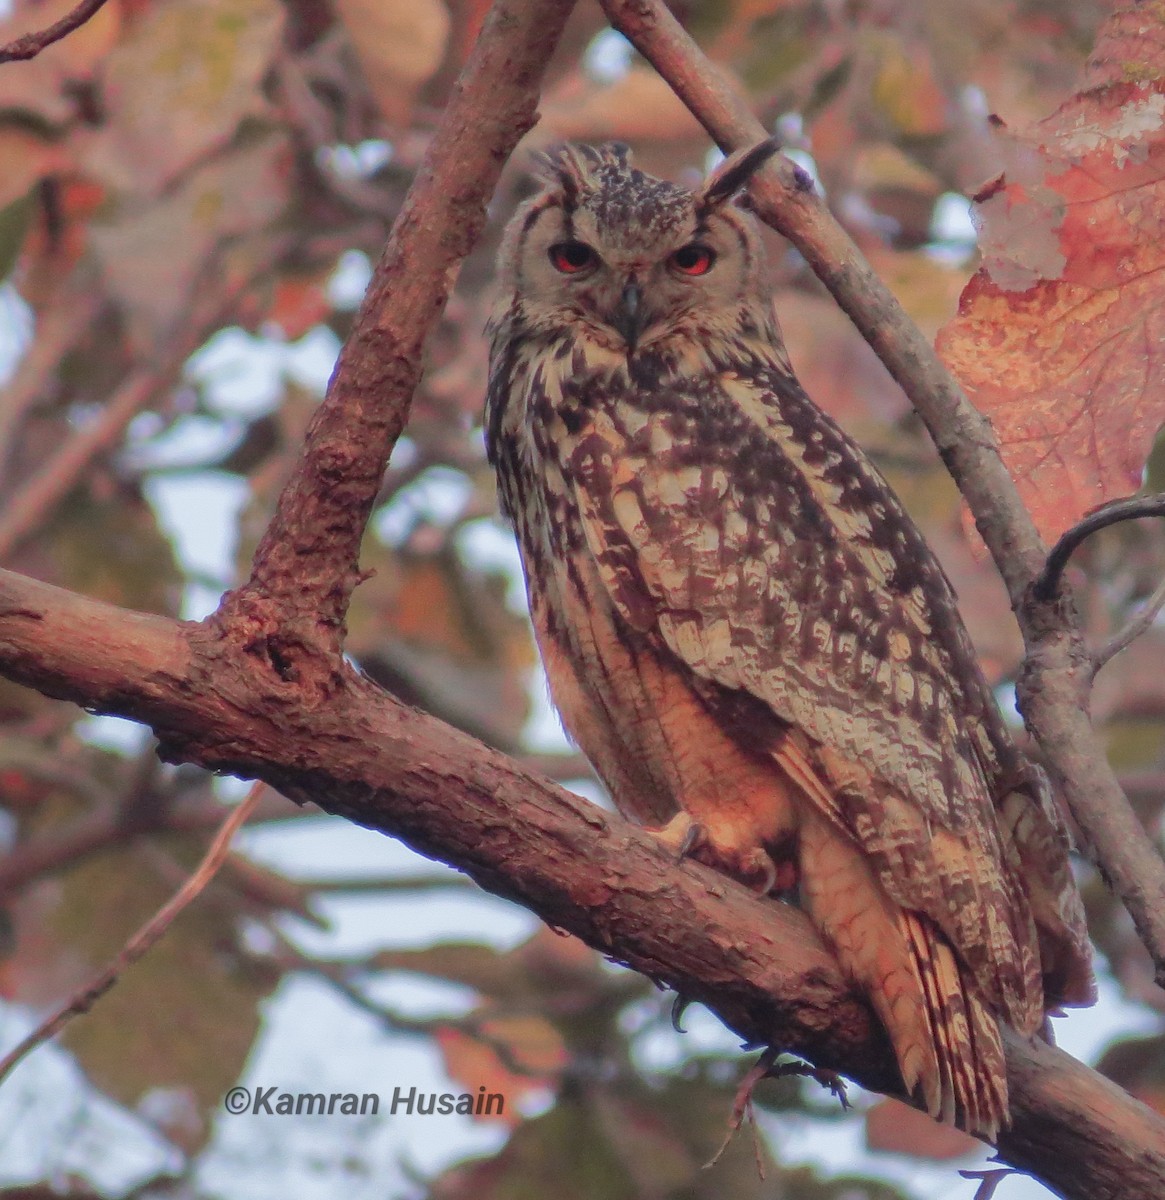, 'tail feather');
903,911,1008,1139
798,806,1010,1139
